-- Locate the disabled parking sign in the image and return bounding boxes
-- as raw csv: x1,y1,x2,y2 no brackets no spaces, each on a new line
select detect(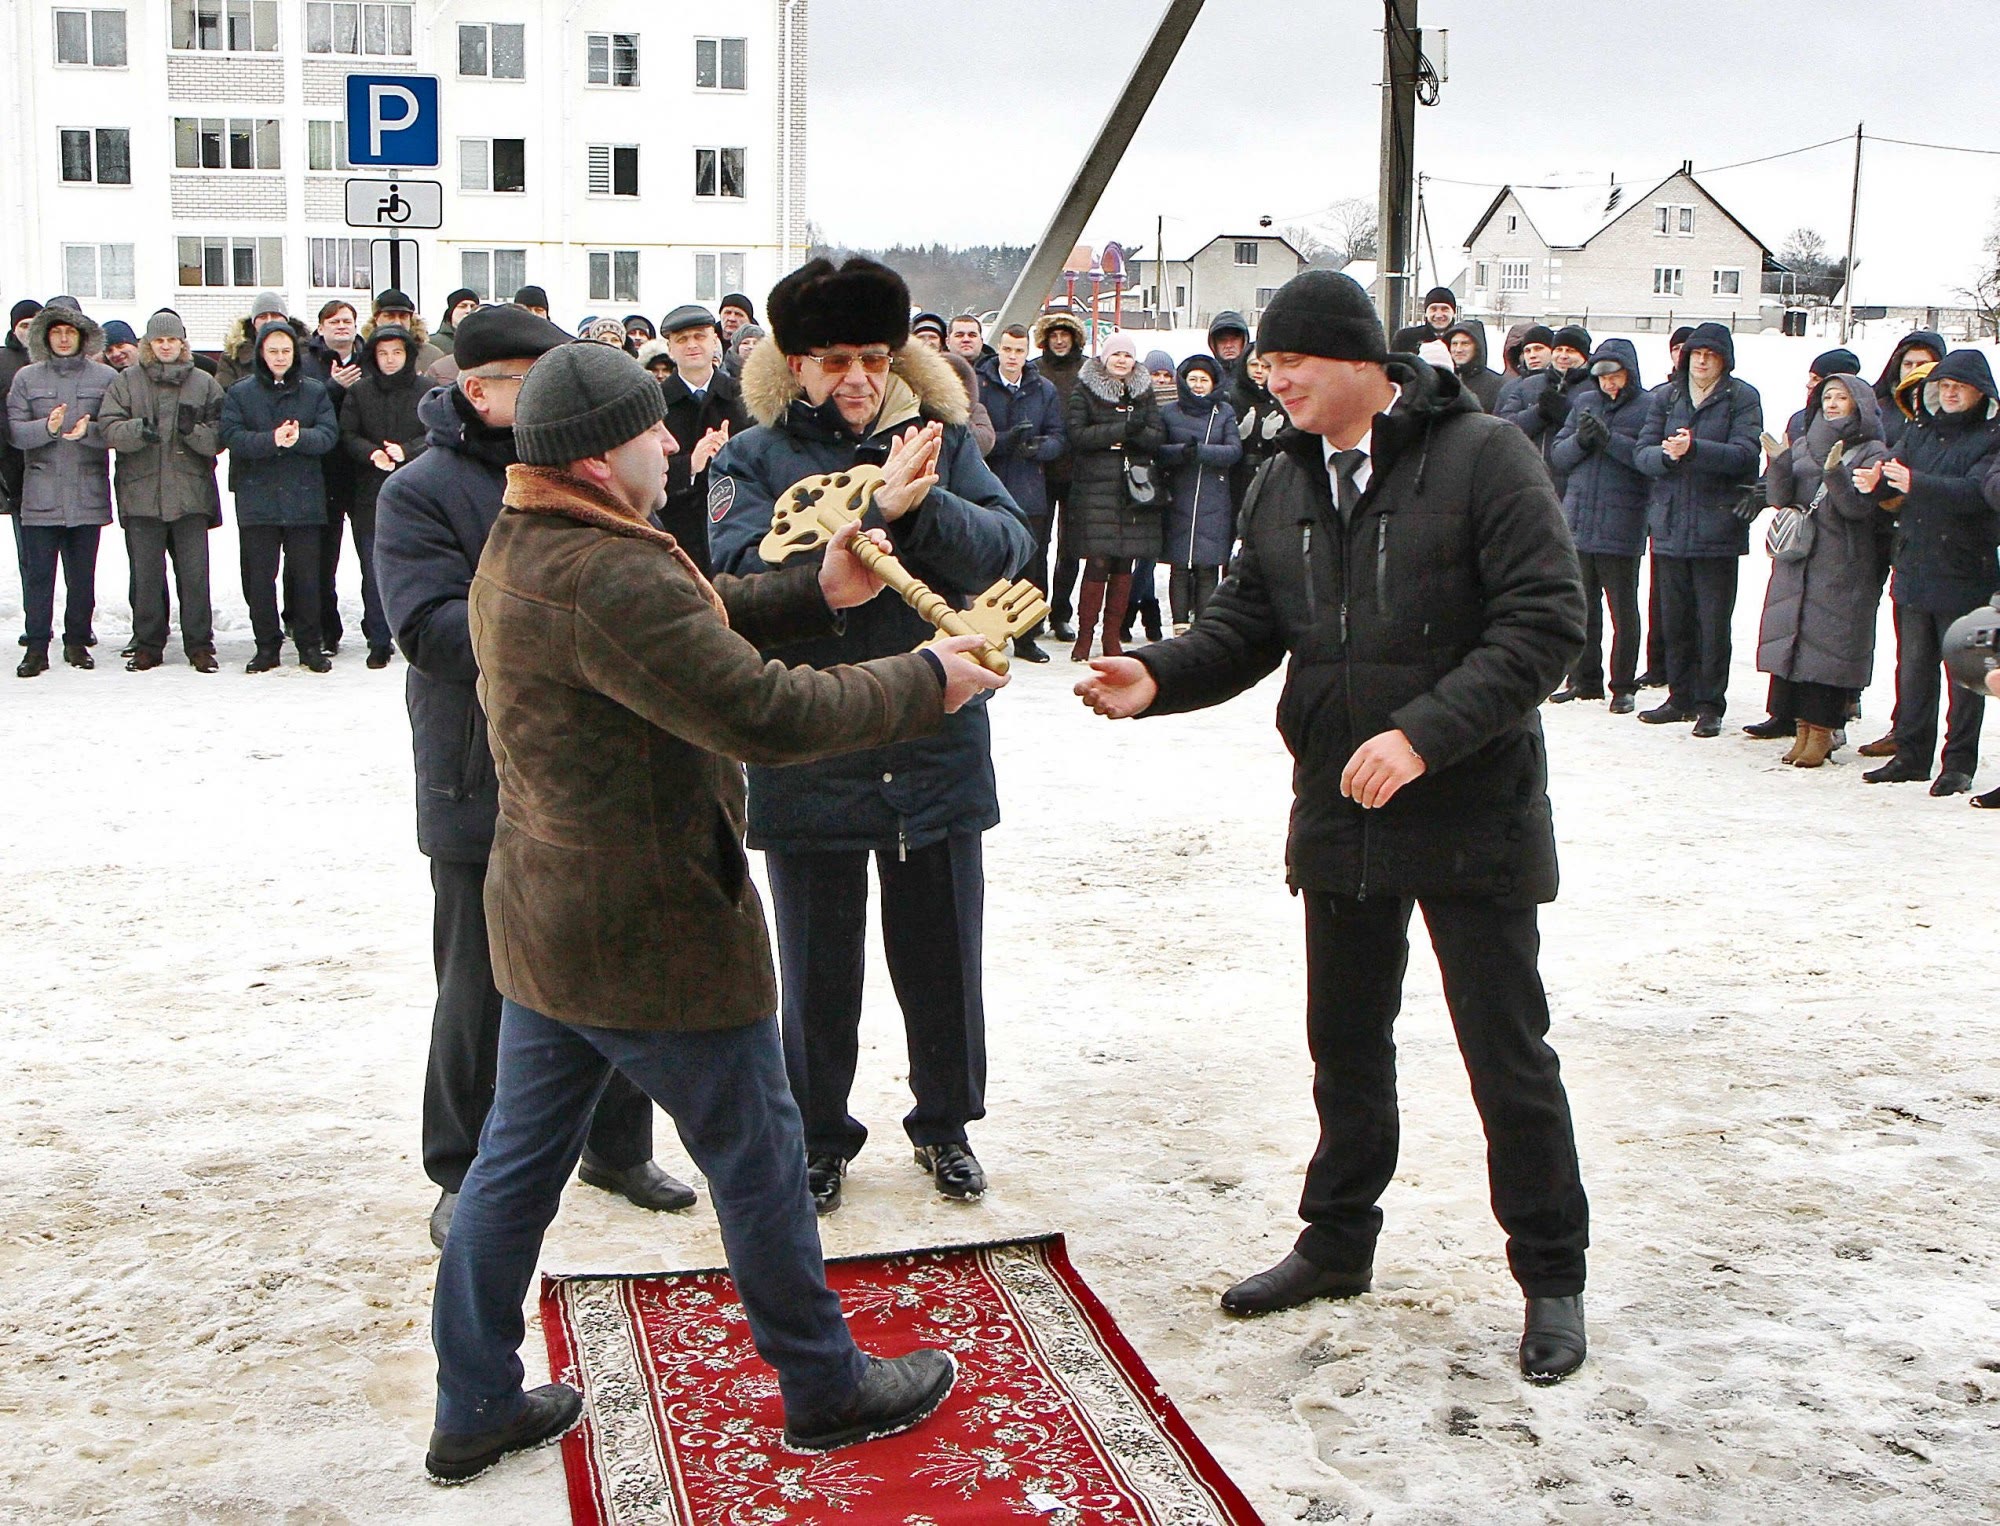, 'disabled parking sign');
345,73,439,168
